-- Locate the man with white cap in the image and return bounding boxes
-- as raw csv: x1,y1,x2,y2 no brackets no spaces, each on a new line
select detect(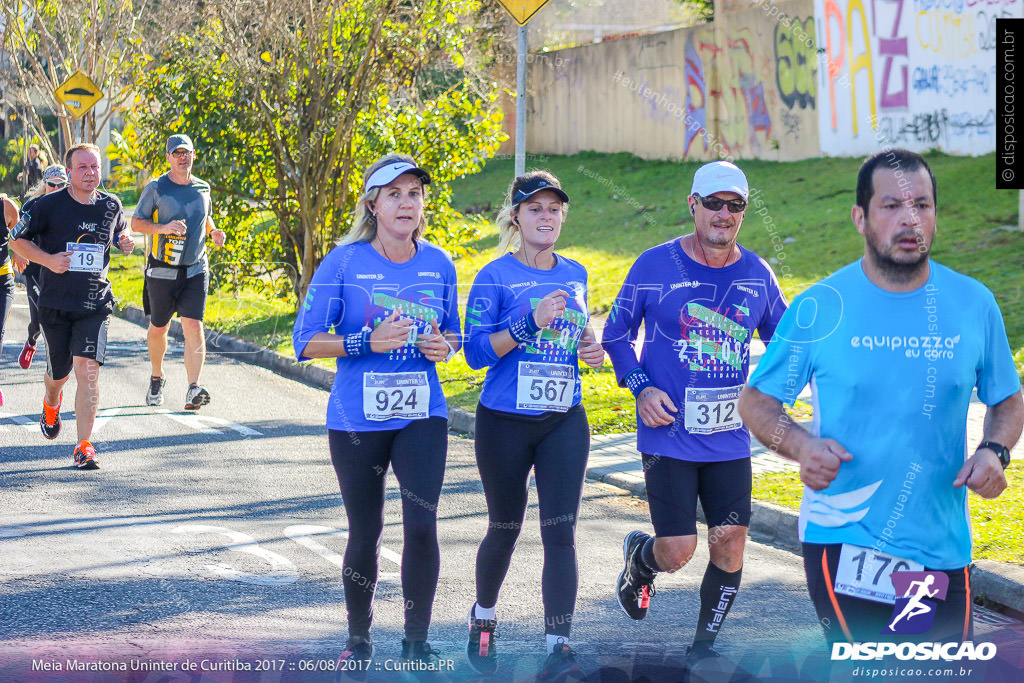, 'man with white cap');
132,133,226,410
602,161,787,667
